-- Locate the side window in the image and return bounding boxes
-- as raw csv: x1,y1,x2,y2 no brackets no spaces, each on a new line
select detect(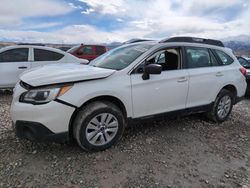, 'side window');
135,48,180,73
214,50,234,65
0,48,28,62
34,49,64,61
79,46,94,55
210,50,220,66
186,47,218,68
96,46,106,55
